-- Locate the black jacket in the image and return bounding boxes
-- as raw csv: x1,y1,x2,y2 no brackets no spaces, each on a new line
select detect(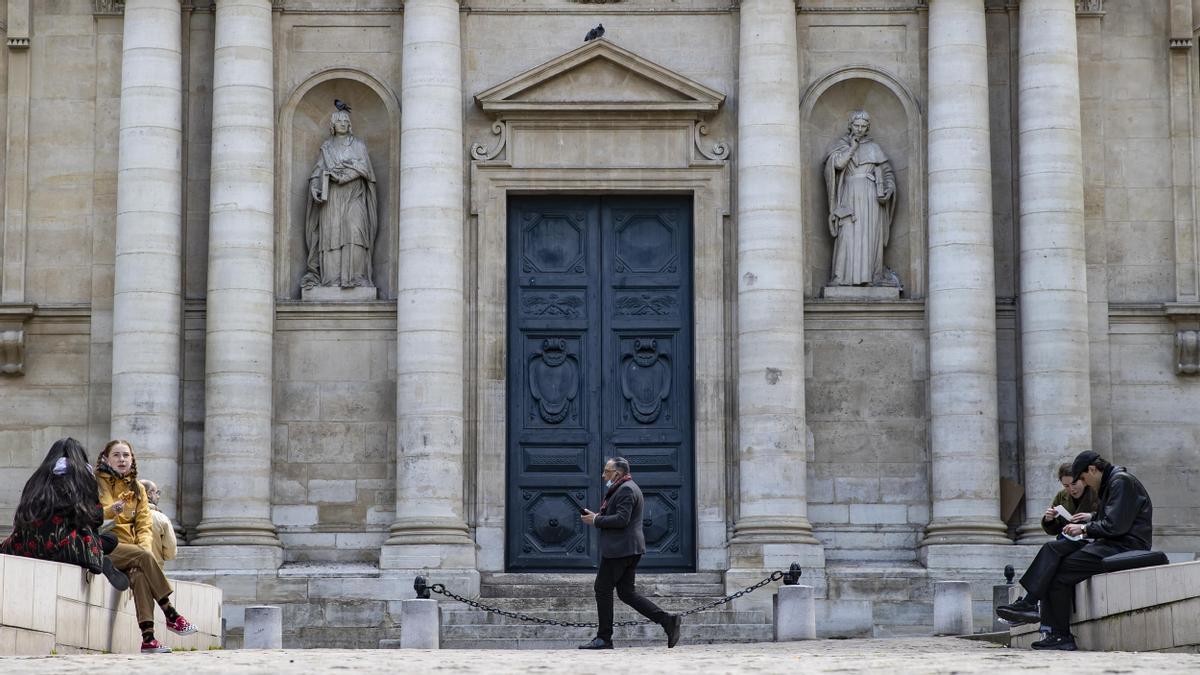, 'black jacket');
593,479,646,559
1083,465,1153,556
